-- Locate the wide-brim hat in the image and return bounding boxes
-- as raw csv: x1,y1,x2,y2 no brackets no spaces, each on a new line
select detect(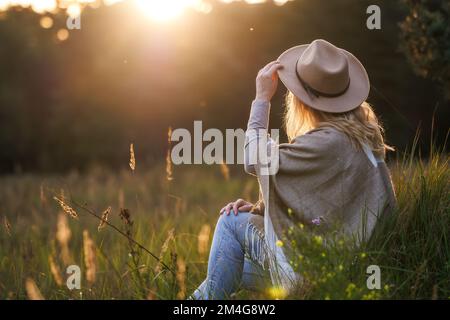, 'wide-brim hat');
277,39,370,113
